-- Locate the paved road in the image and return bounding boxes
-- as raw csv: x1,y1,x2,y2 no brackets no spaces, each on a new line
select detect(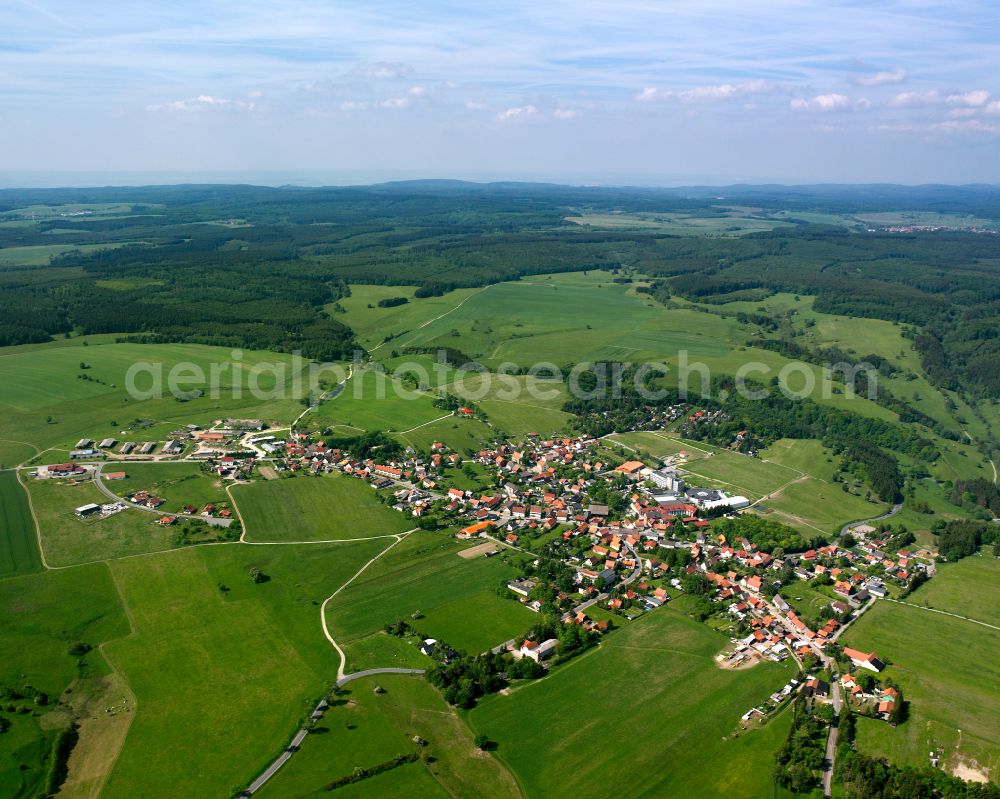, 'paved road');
91,464,233,527
823,679,843,797
242,726,310,796
840,502,903,536
242,667,428,795
337,667,425,687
